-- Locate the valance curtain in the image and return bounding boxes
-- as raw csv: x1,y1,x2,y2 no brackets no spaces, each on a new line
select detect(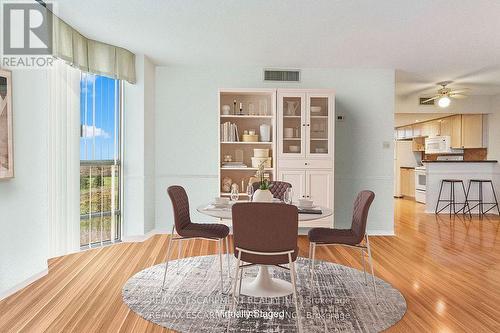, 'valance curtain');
51,12,136,84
